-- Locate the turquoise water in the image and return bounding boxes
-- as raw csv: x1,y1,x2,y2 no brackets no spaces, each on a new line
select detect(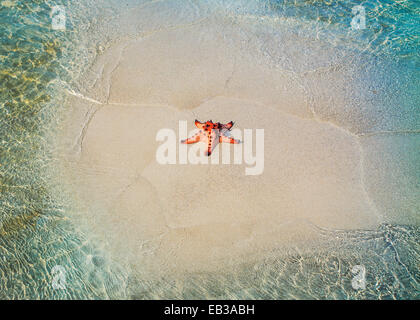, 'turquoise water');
0,0,419,299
